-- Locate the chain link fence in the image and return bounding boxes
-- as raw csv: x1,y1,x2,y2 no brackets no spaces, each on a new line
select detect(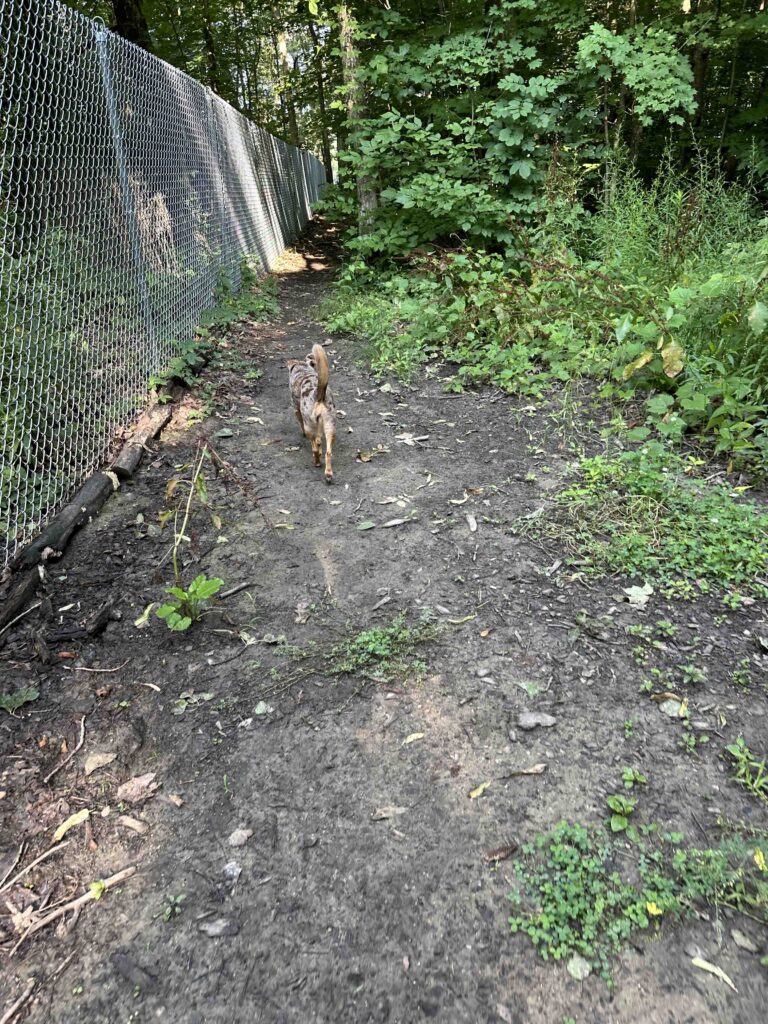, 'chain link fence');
0,0,325,568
